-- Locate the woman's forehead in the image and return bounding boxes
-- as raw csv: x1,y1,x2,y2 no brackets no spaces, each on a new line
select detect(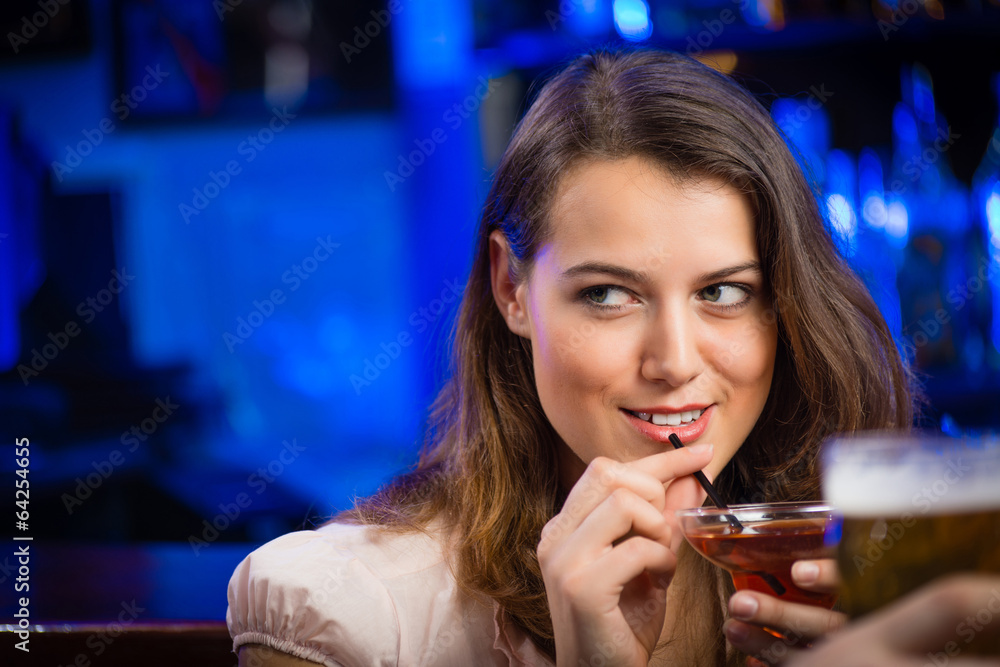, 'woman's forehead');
538,157,759,279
